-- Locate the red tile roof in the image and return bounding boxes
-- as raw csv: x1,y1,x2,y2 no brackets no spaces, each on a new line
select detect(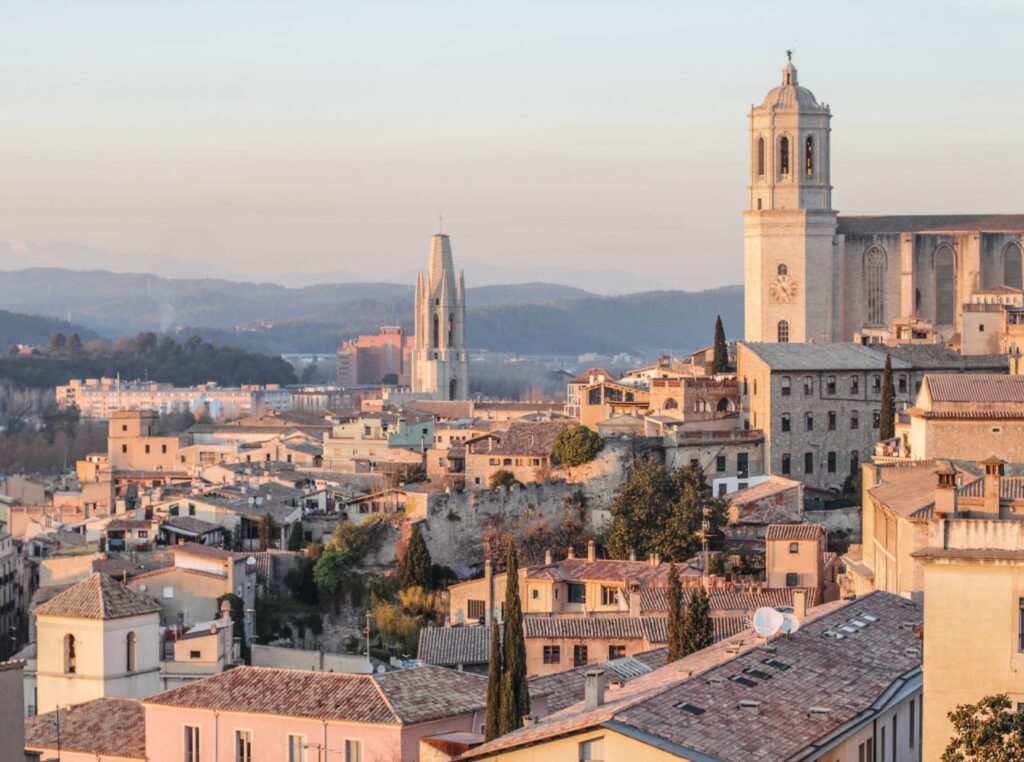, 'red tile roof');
765,524,825,541
467,421,567,457
34,573,161,620
570,367,617,385
25,698,145,760
925,373,1024,403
